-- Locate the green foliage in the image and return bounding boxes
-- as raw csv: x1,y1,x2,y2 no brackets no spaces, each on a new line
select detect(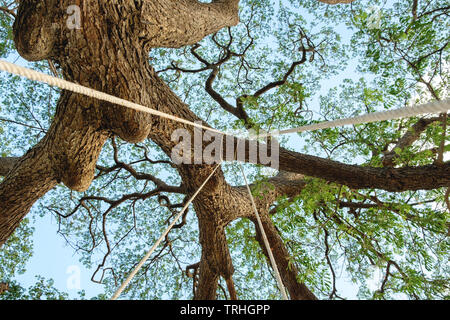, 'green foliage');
0,3,15,59
0,0,448,300
0,219,34,281
0,277,68,300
